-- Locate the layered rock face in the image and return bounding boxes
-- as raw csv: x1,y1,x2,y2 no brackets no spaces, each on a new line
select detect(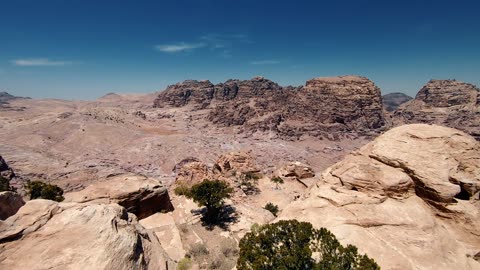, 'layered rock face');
394,80,480,139
382,92,413,112
154,76,386,139
0,191,24,220
280,124,480,270
64,174,173,219
0,200,172,269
